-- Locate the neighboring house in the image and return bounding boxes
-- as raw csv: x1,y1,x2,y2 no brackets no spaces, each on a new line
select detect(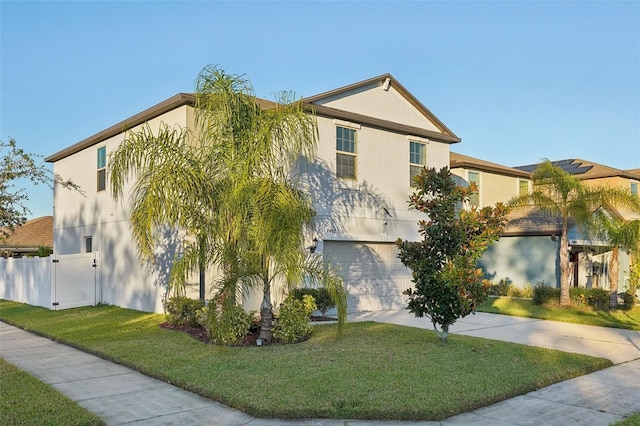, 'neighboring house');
45,74,461,313
450,152,531,208
516,159,640,221
447,153,559,288
0,216,53,258
497,158,640,292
